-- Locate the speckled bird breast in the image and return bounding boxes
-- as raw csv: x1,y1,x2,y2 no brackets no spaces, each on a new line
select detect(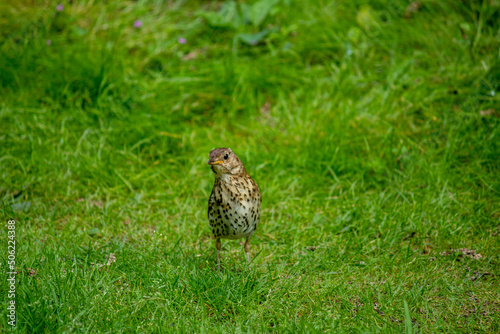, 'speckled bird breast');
208,174,261,240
